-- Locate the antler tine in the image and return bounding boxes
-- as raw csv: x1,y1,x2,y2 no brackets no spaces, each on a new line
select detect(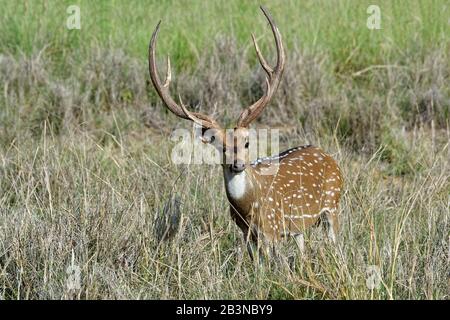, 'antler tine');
251,33,273,76
237,6,285,127
163,55,171,88
148,21,219,129
149,21,183,118
260,6,285,73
